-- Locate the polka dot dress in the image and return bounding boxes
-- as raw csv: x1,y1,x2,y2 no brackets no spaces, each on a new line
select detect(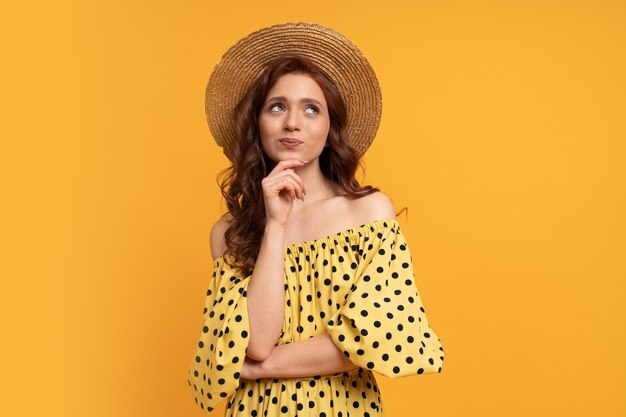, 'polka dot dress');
188,218,445,415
